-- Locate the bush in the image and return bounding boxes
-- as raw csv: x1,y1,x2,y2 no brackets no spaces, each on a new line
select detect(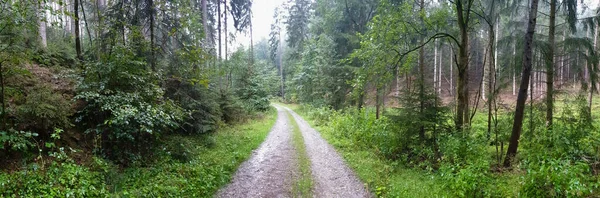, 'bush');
521,159,594,197
75,46,184,165
1,145,109,197
164,77,222,134
440,159,494,197
386,87,452,166
218,91,247,123
0,129,37,152
236,71,270,112
15,85,72,134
